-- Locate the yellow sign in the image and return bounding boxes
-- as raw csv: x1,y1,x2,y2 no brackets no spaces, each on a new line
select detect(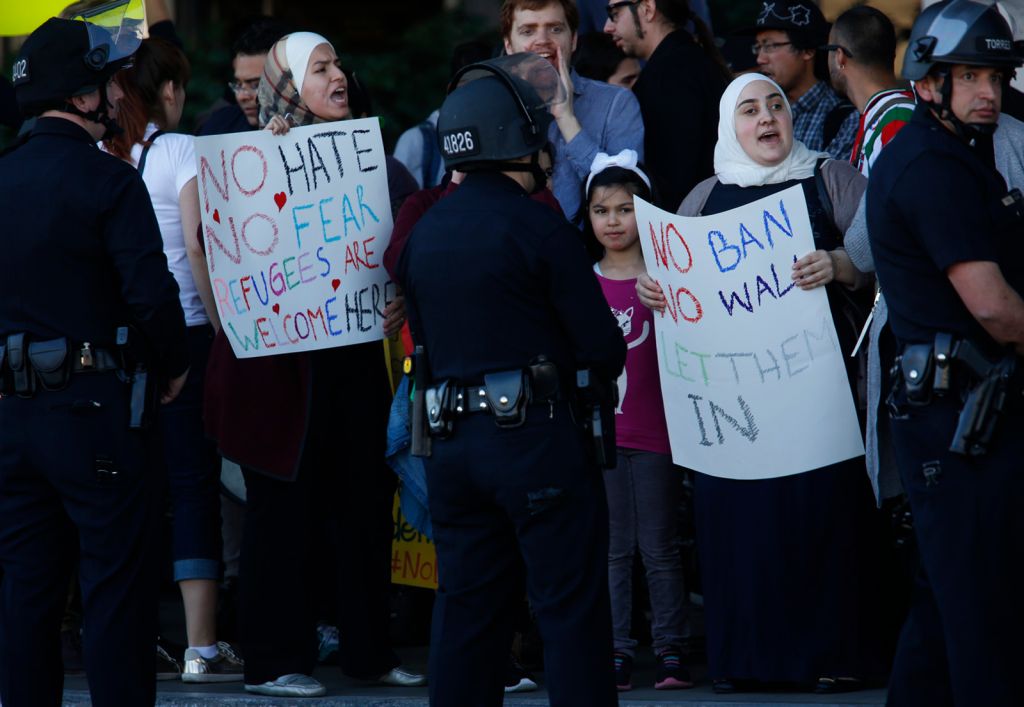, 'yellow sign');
0,0,145,37
390,492,438,589
0,1,70,36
